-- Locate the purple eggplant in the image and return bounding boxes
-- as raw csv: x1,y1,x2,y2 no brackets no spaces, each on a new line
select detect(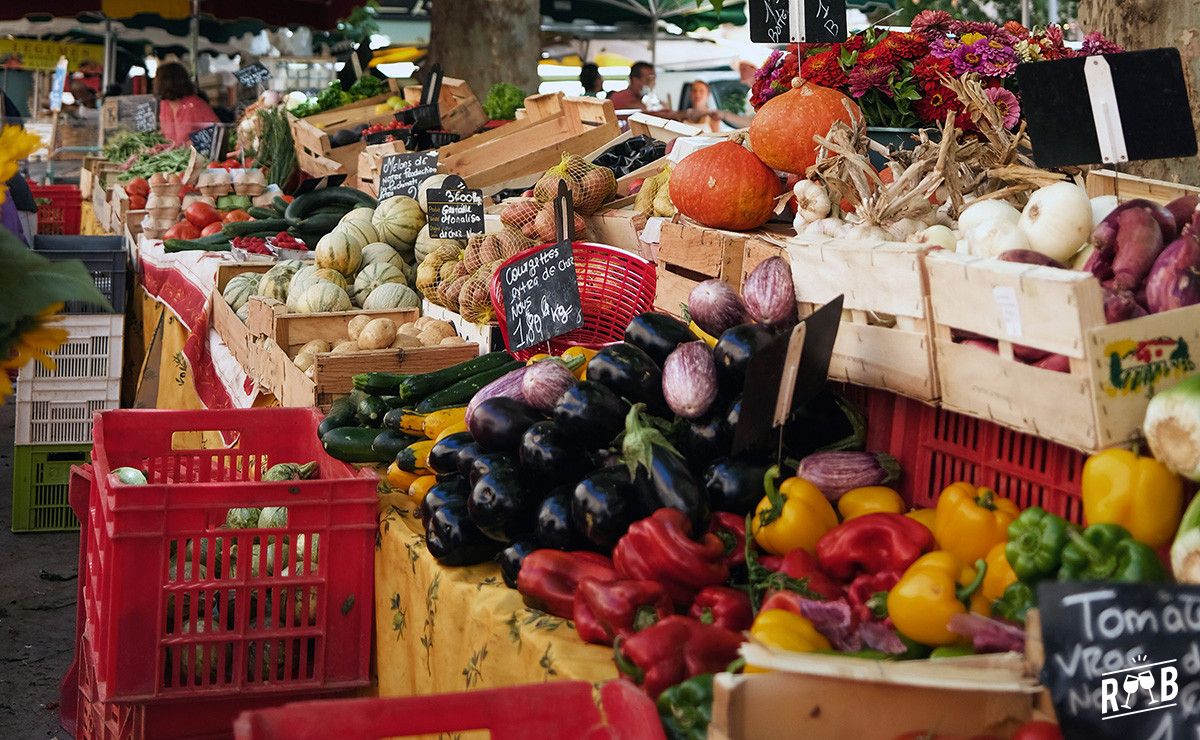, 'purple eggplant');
688,279,747,337
521,359,576,413
796,451,902,502
662,341,719,419
1145,231,1200,313
466,367,528,426
742,256,797,326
